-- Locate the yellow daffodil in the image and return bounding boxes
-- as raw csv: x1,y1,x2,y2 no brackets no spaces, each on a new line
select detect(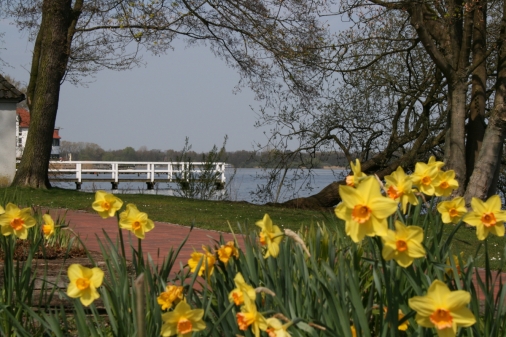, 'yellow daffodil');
188,246,215,278
256,214,284,258
266,317,292,337
383,307,409,331
346,159,367,187
408,280,475,337
157,285,184,310
66,264,104,307
217,241,239,264
437,197,467,224
445,252,466,277
229,272,256,306
236,295,267,337
427,156,445,171
463,195,506,240
334,176,398,242
118,203,154,239
434,170,459,197
381,221,425,267
384,166,419,213
0,205,4,214
397,309,409,331
92,190,123,219
350,325,357,337
0,203,36,239
41,214,55,239
411,162,439,196
160,301,206,337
